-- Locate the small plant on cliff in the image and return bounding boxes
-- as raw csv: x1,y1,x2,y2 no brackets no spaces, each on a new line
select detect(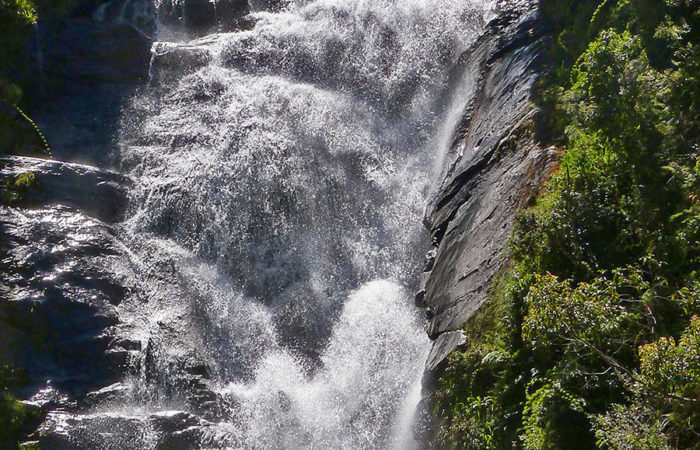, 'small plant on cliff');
1,172,41,204
0,364,40,449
